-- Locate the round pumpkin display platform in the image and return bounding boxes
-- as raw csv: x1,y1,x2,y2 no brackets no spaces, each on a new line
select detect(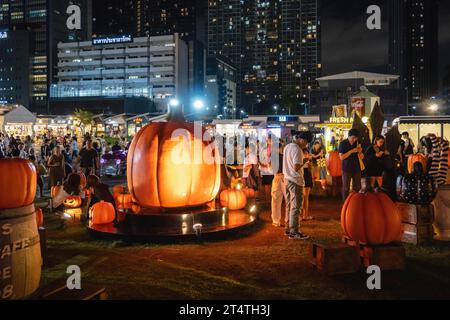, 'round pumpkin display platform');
87,202,258,242
88,107,258,241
